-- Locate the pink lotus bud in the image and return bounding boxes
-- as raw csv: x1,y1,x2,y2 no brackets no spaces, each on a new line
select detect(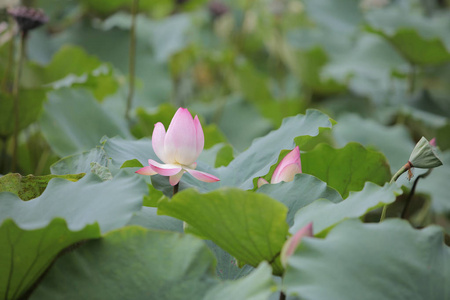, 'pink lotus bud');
257,177,269,188
136,108,219,186
271,146,302,184
280,222,313,268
